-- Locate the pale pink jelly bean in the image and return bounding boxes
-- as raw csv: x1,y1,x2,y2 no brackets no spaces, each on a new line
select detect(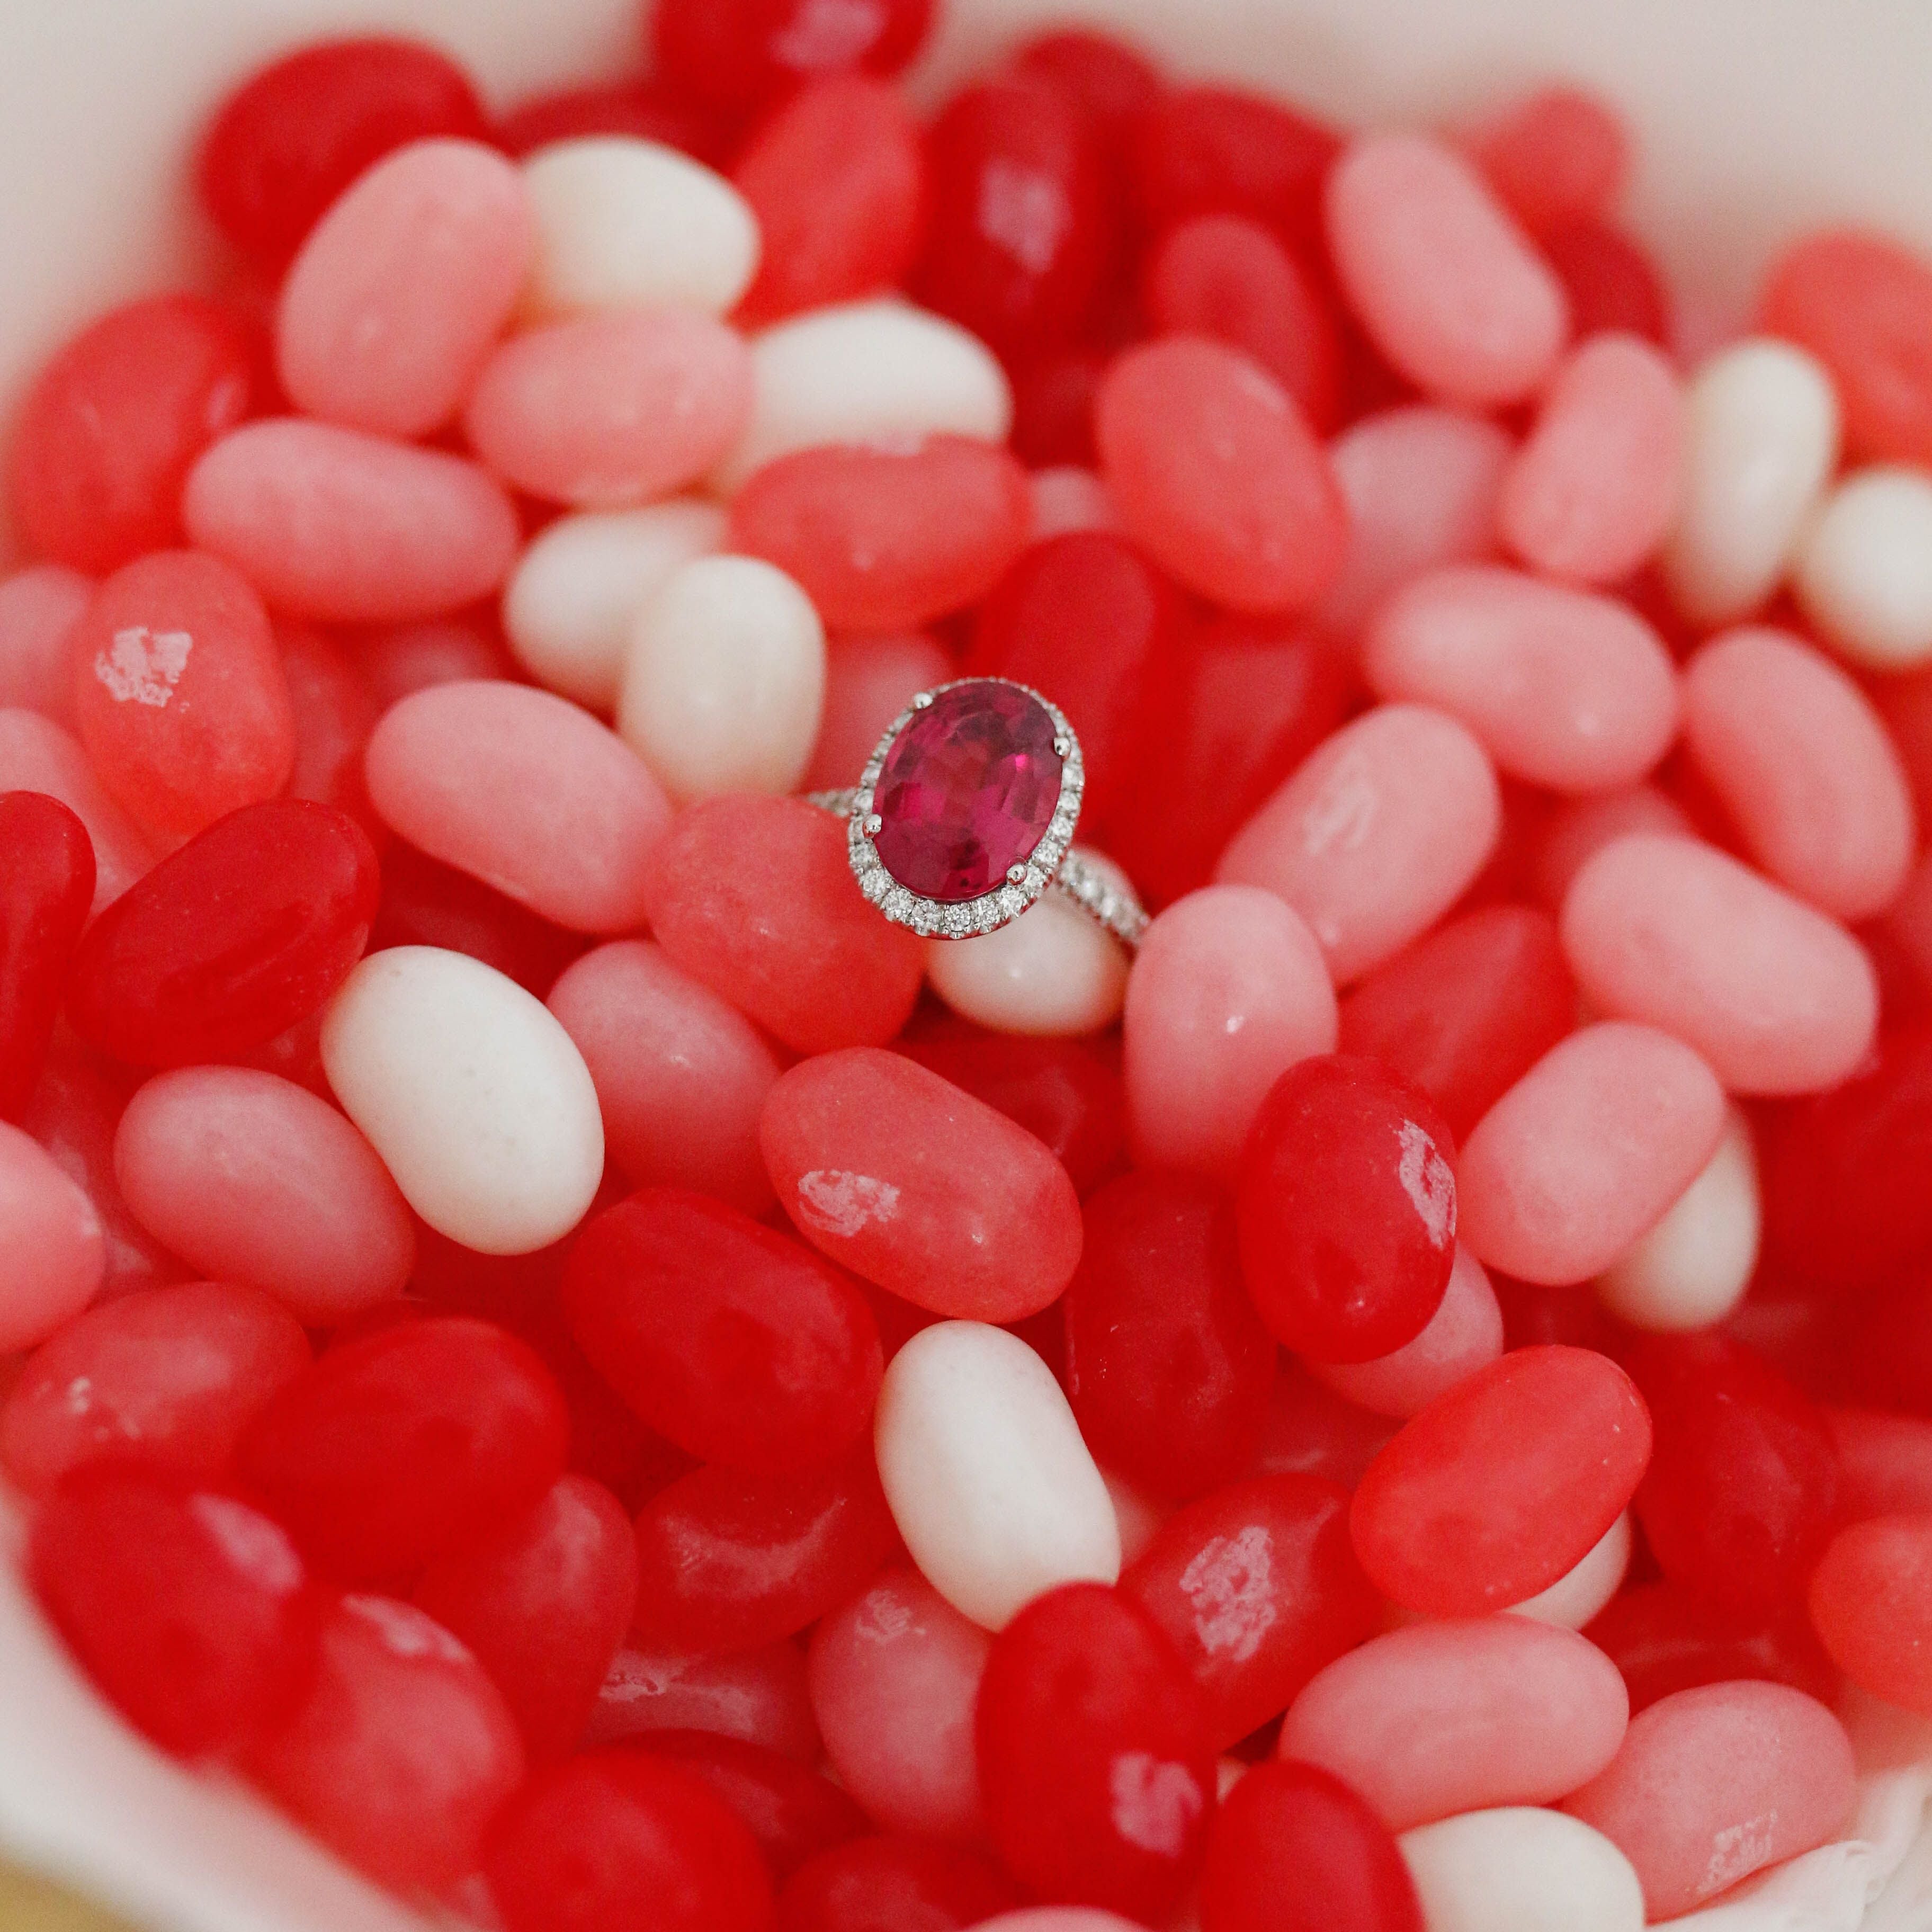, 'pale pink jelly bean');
1531,784,1694,911
1457,1022,1727,1285
277,139,532,440
1123,884,1338,1177
1362,566,1680,793
1325,132,1570,407
0,564,91,723
1215,704,1502,983
802,632,952,793
112,1068,415,1326
0,1120,105,1352
808,1566,990,1840
0,707,151,909
1561,834,1879,1094
1683,625,1917,920
1278,1617,1629,1829
183,419,520,623
547,940,781,1218
1498,333,1684,585
1563,1683,1857,1919
1314,1245,1503,1419
363,680,671,933
463,311,752,507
